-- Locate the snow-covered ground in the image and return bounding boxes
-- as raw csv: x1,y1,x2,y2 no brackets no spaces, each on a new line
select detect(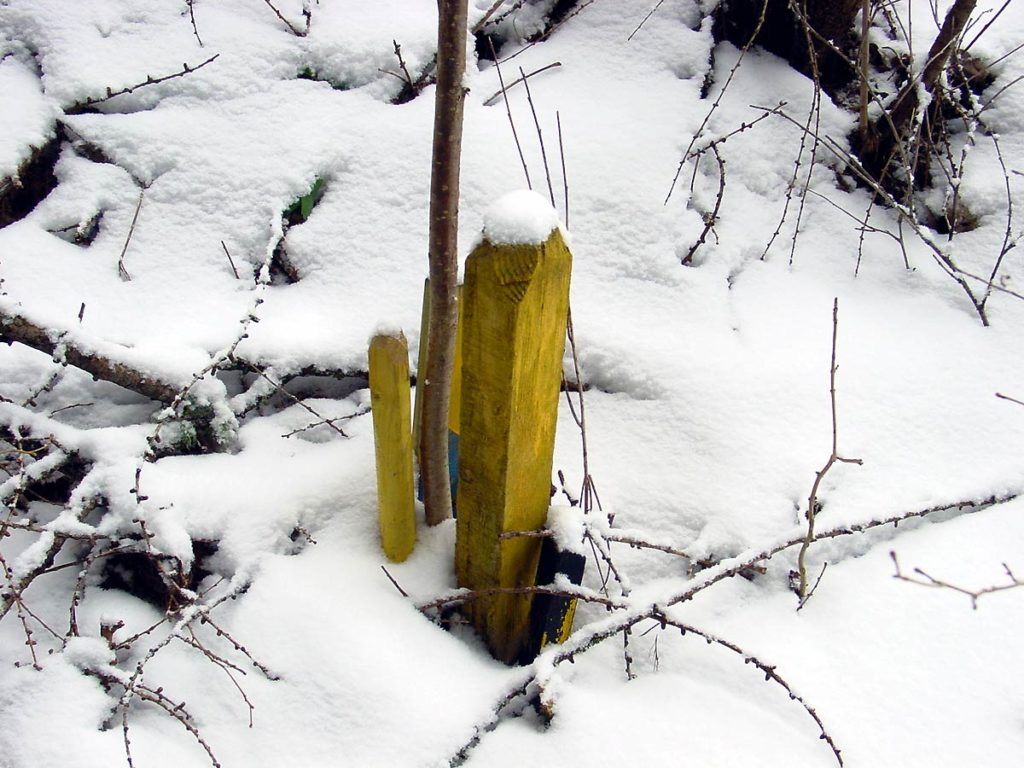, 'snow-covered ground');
2,1,1023,766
